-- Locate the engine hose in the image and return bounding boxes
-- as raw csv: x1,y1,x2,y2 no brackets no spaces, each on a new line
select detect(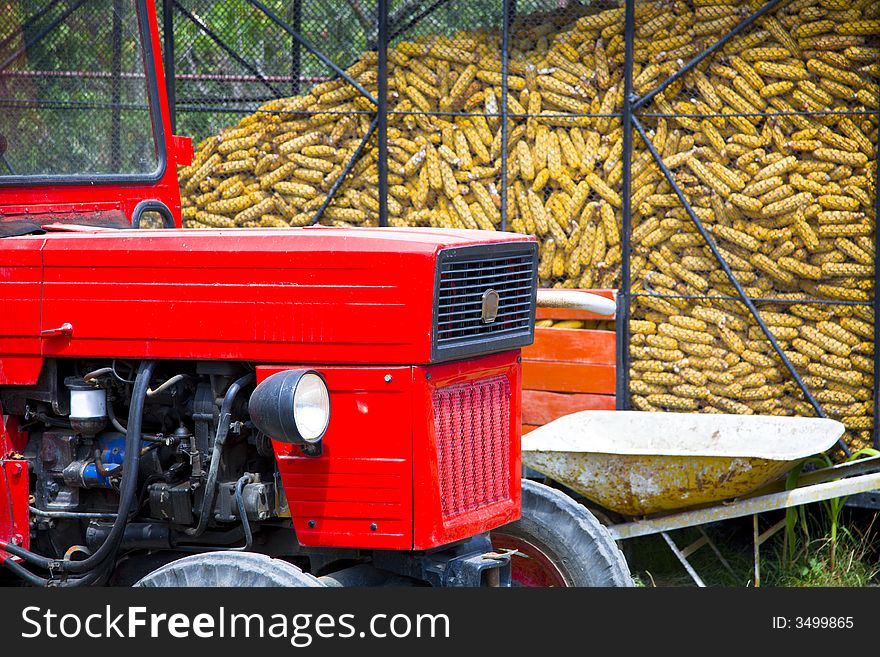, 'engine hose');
0,360,156,575
29,506,117,520
231,474,254,552
2,557,49,586
146,373,190,397
107,401,127,435
83,367,113,382
184,372,255,537
2,556,113,587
